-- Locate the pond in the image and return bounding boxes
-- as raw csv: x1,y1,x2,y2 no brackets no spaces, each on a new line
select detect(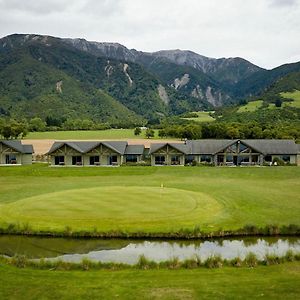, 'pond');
0,235,299,264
